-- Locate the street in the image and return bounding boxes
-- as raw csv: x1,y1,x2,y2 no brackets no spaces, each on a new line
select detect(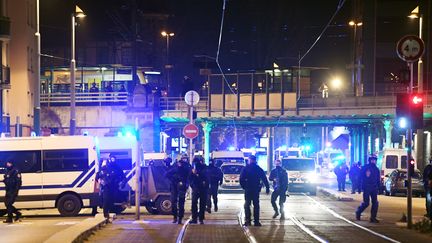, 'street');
85,188,431,243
